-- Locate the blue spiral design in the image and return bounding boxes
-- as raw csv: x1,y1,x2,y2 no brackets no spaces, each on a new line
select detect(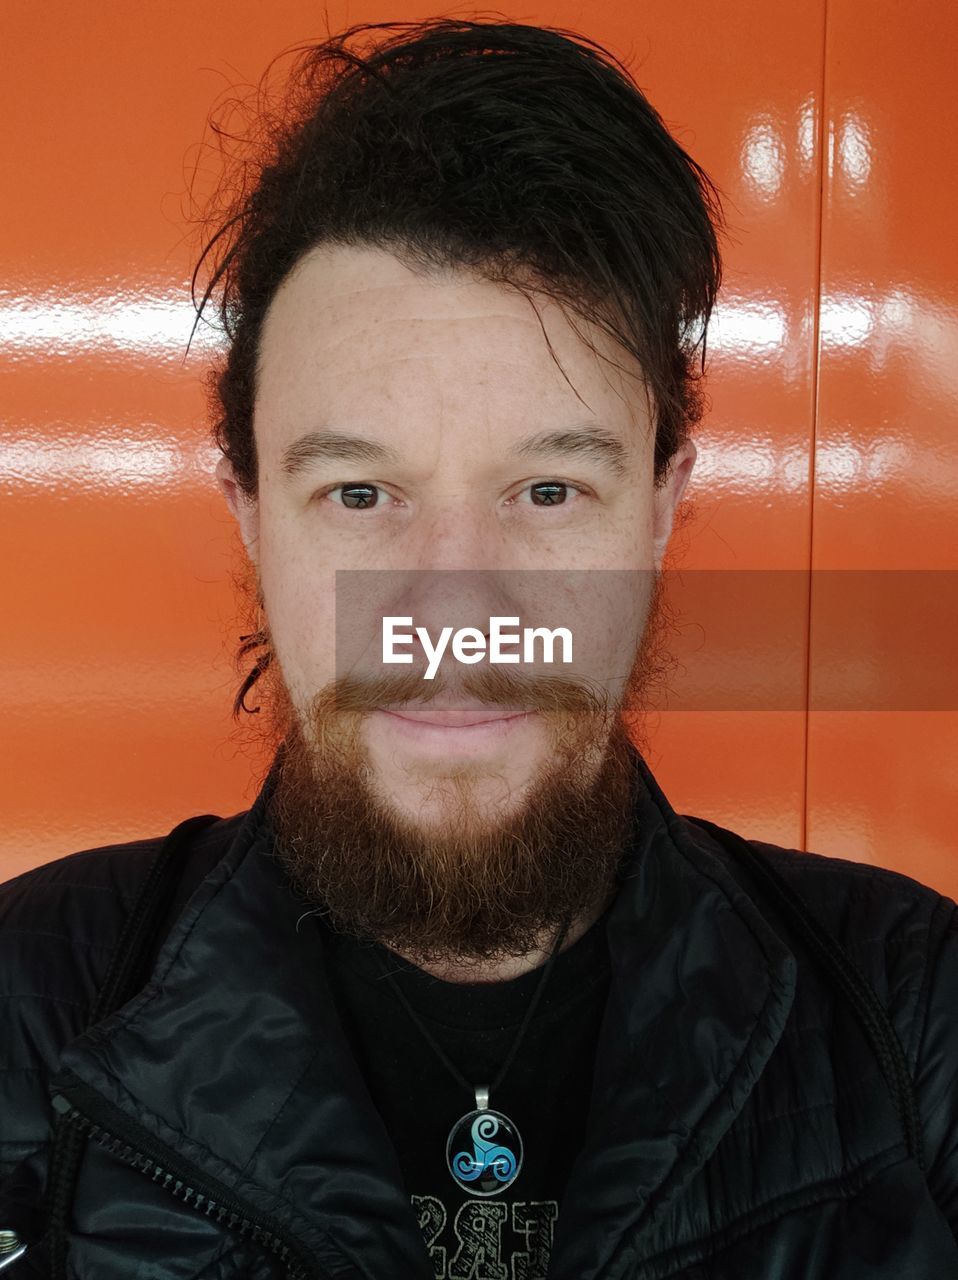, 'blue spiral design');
451,1115,518,1184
